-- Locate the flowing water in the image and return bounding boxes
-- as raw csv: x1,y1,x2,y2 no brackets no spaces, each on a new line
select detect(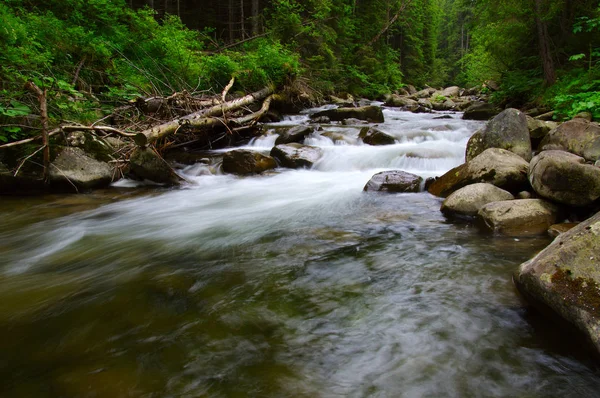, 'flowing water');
1,108,599,397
